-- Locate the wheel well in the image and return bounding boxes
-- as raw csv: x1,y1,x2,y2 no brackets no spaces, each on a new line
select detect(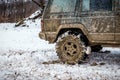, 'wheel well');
55,28,89,46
